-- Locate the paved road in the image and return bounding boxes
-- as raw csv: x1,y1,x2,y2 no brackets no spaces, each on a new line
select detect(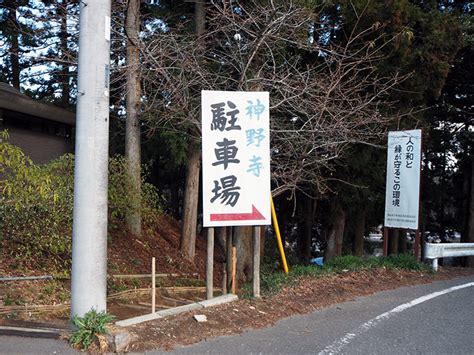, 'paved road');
1,275,473,354
0,336,77,355
162,274,474,355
